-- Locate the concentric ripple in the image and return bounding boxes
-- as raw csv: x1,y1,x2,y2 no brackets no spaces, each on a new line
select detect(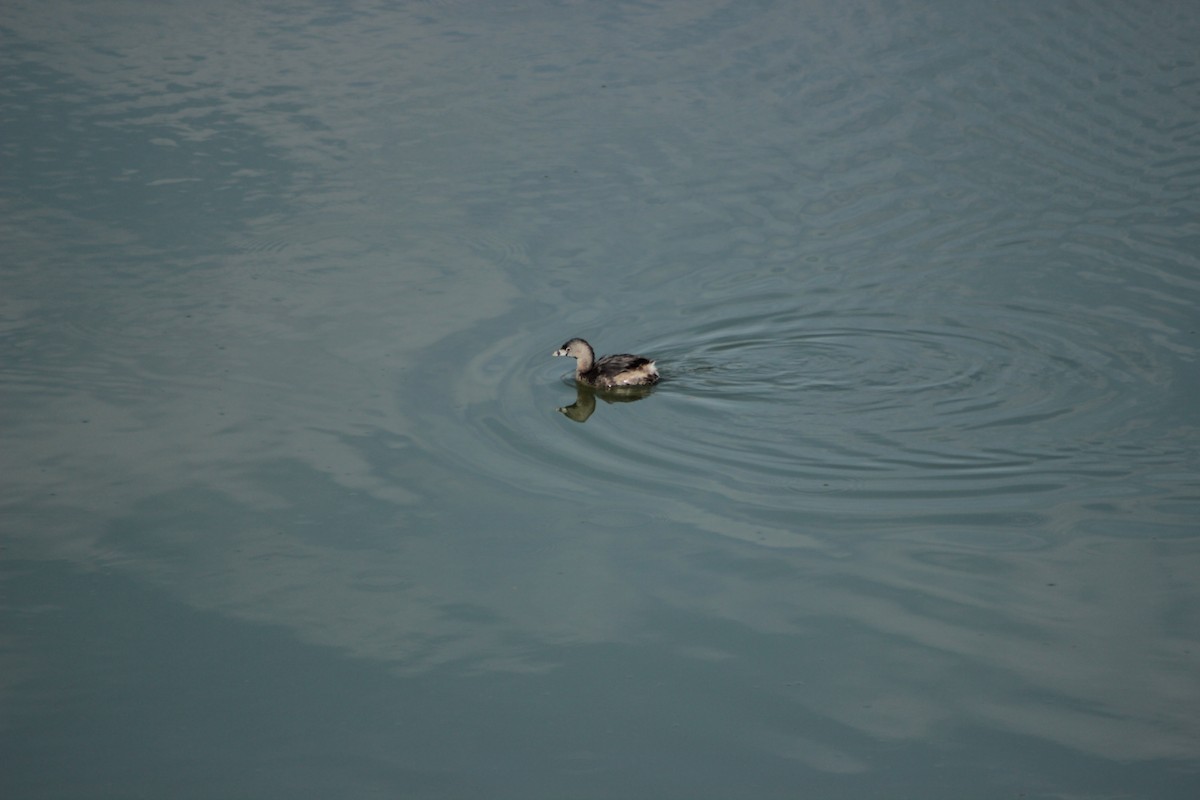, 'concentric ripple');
405,283,1188,537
